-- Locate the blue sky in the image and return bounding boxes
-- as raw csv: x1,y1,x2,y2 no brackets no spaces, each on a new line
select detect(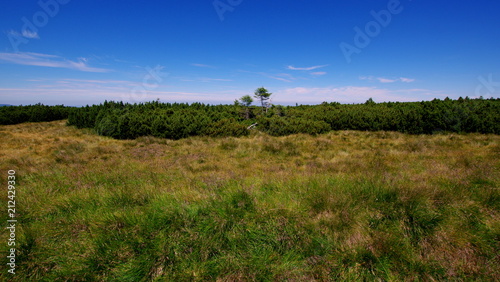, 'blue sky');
1,0,499,106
